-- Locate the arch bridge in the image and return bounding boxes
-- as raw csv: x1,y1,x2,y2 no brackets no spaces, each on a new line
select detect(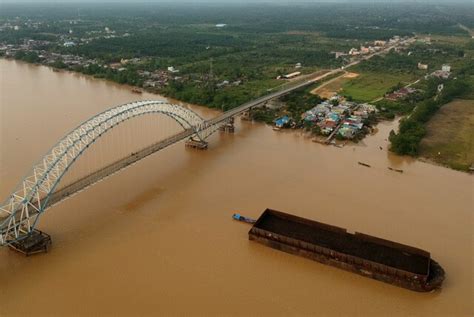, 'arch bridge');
0,75,323,252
